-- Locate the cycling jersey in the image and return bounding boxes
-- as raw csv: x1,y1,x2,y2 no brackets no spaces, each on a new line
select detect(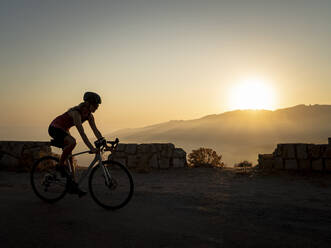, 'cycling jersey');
50,107,91,132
